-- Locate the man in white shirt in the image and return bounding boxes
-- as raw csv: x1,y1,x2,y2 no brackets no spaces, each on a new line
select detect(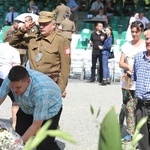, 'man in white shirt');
0,35,21,129
136,12,149,30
